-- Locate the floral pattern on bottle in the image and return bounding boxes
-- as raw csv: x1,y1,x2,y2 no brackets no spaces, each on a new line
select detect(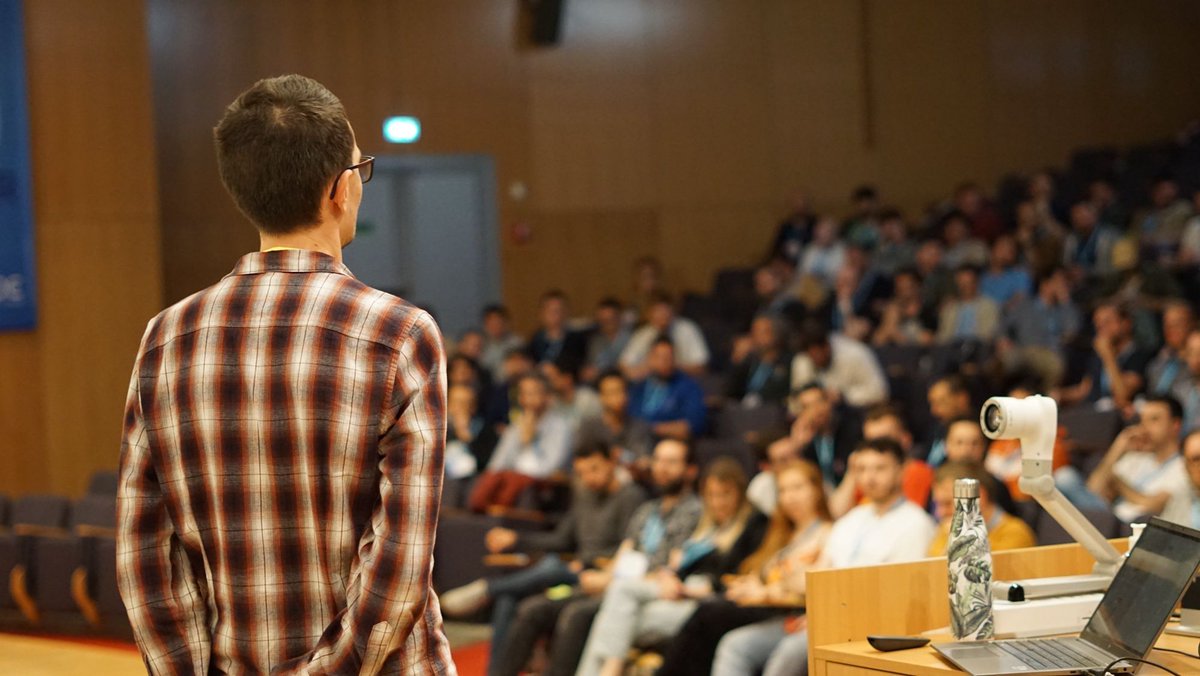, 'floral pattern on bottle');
947,482,994,640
